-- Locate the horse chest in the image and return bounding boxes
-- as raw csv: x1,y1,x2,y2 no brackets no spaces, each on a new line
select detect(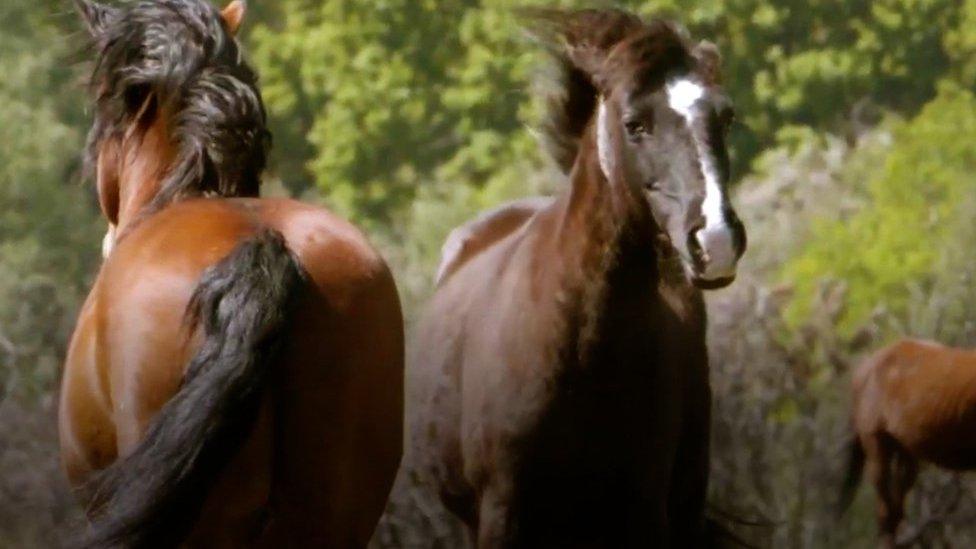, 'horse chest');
461,323,688,477
466,277,696,449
